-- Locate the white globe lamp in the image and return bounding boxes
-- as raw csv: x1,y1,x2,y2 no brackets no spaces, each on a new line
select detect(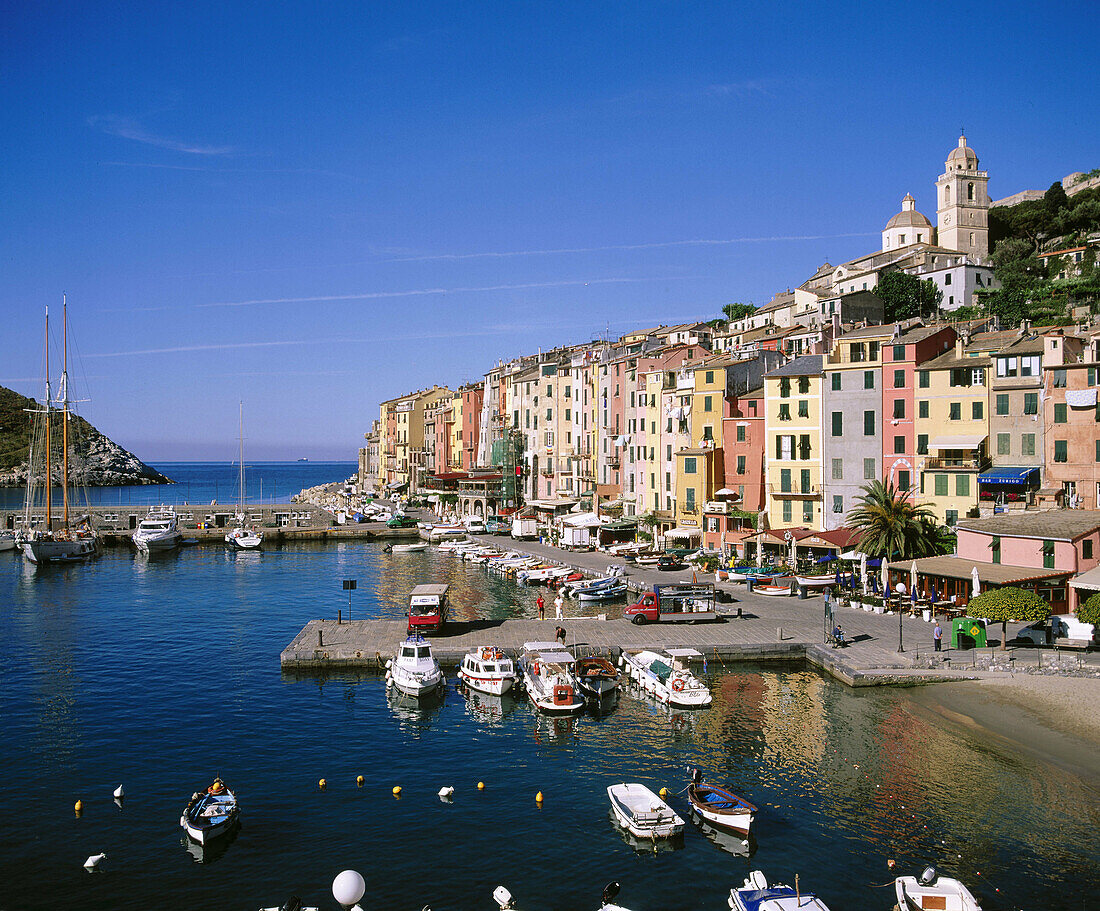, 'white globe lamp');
332,870,366,909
